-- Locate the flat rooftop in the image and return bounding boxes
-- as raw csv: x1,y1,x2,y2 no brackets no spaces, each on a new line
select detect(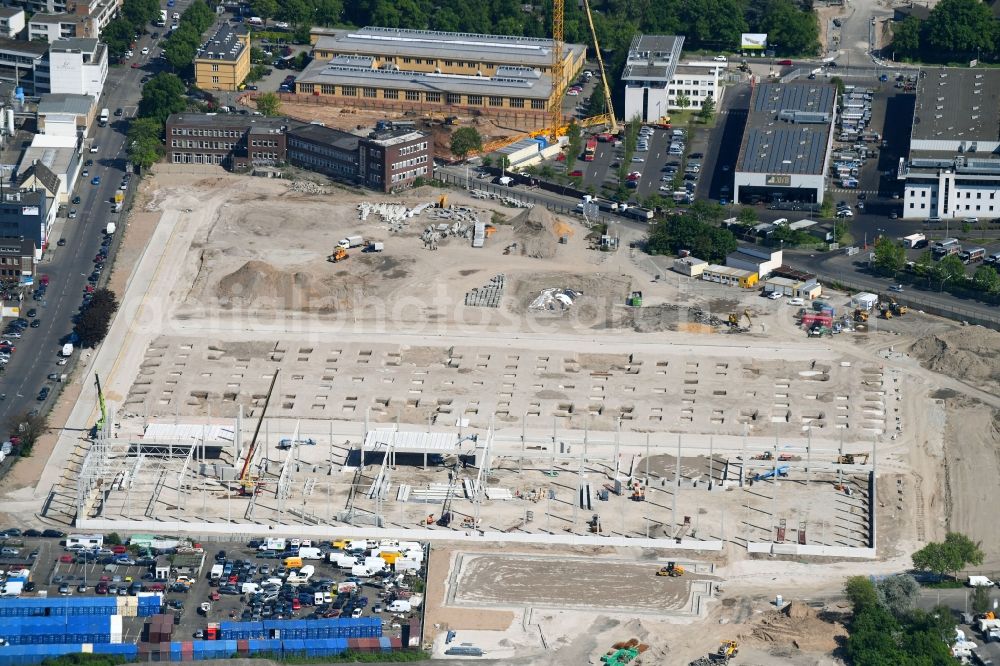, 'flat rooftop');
196,23,246,62
288,122,360,151
736,82,836,175
912,68,1000,144
0,36,49,56
622,34,684,82
297,59,553,99
0,6,22,18
314,27,585,69
37,93,94,116
167,113,293,132
29,12,82,25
